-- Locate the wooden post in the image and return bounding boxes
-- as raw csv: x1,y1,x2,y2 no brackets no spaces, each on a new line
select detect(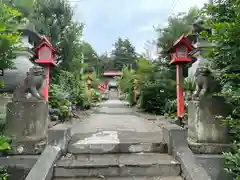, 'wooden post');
176,64,184,117
132,79,137,105
87,74,92,102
